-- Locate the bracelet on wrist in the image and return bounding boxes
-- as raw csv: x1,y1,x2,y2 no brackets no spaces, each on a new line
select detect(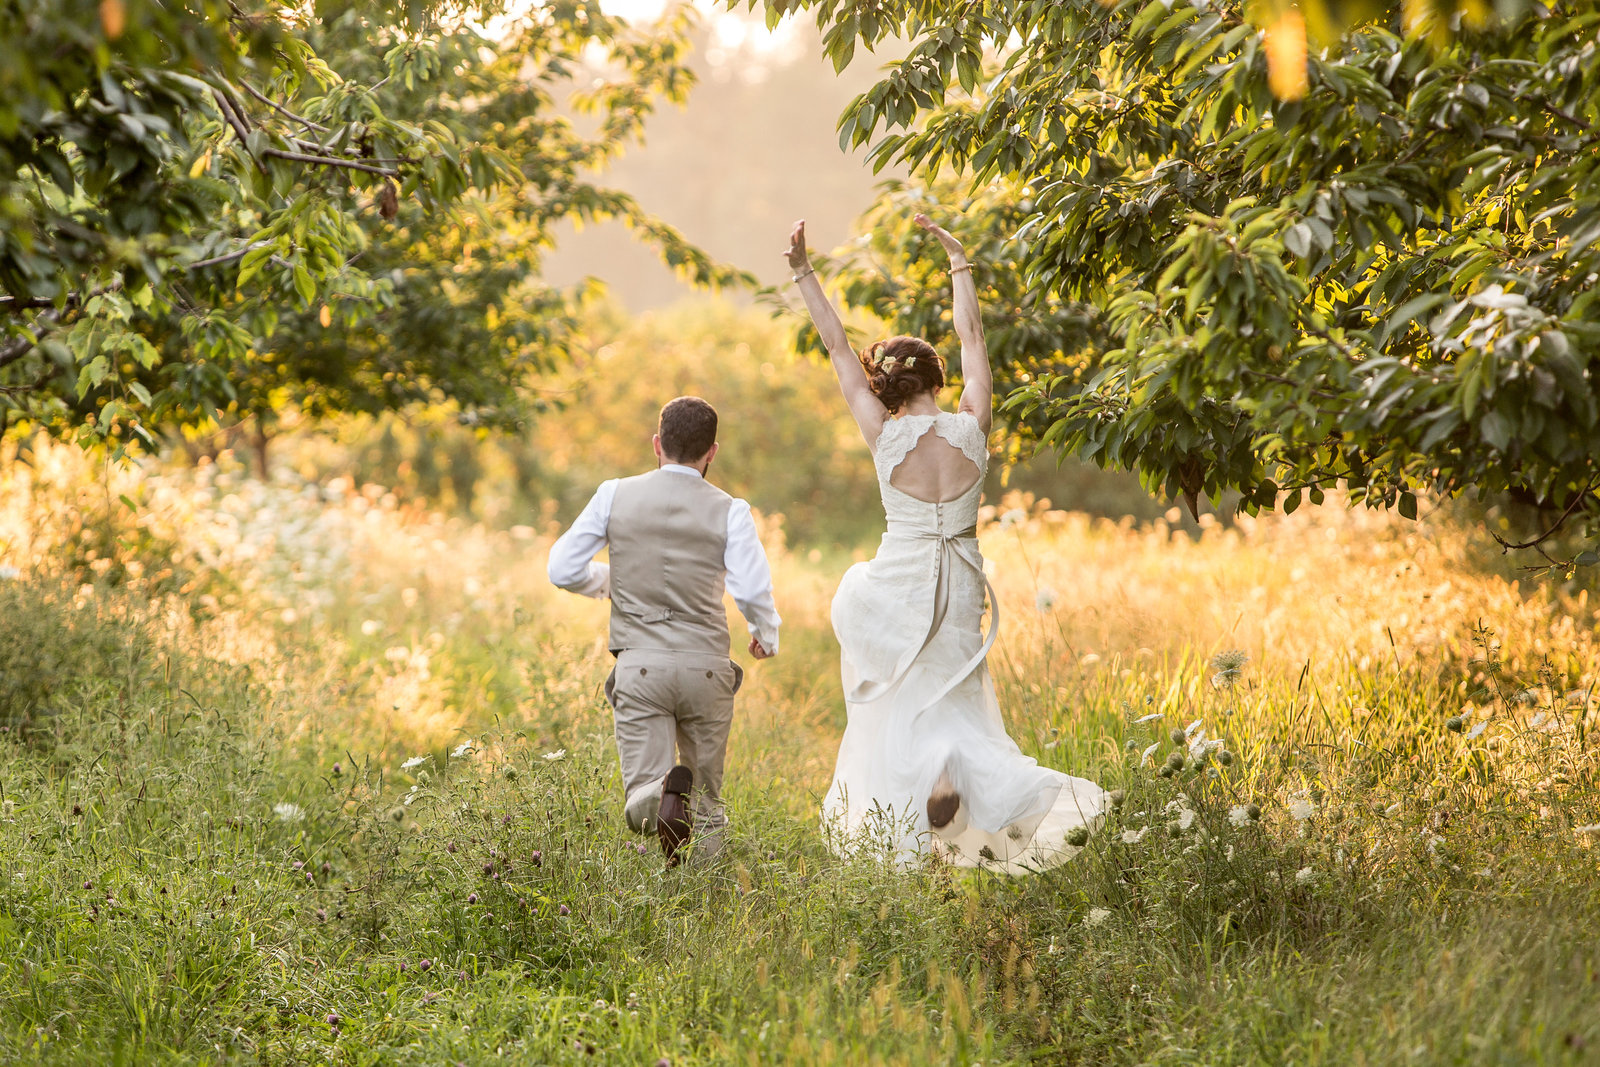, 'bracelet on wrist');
949,263,972,275
793,266,815,282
